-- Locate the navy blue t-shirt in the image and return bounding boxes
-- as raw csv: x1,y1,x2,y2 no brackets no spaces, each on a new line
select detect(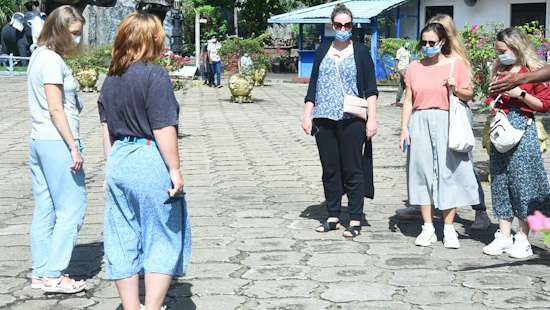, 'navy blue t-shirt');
98,61,179,140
